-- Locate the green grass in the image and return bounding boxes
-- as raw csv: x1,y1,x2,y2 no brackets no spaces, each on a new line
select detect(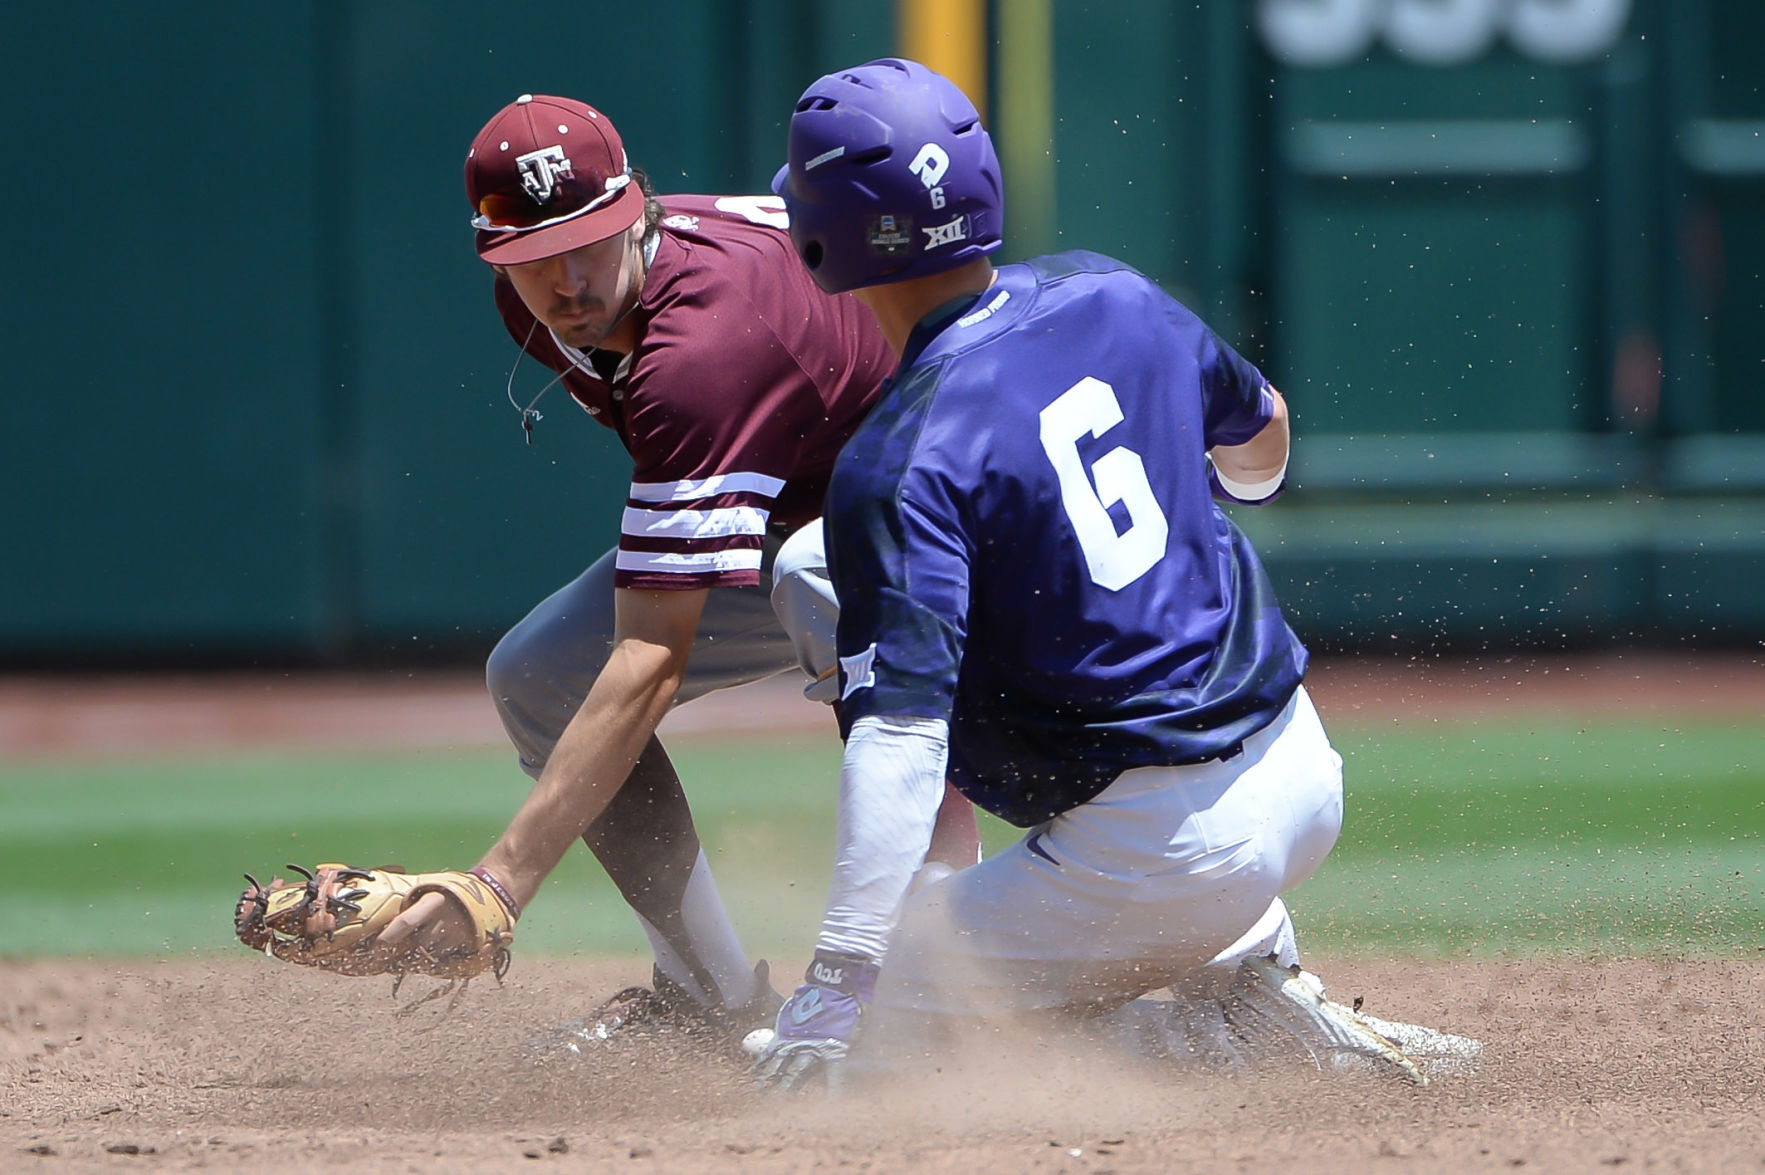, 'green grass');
2,715,1759,962
1296,716,1765,957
